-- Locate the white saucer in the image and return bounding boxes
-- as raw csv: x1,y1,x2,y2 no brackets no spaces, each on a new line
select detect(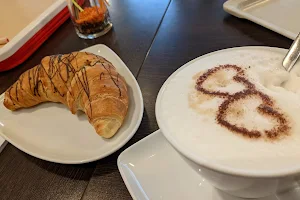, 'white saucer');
0,44,144,164
118,130,300,200
224,0,300,40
